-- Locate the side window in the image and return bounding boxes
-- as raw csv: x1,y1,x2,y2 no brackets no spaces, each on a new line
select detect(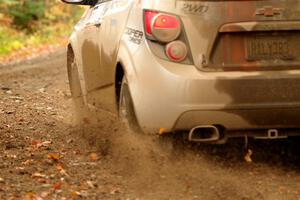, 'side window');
74,8,91,29
89,5,104,24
